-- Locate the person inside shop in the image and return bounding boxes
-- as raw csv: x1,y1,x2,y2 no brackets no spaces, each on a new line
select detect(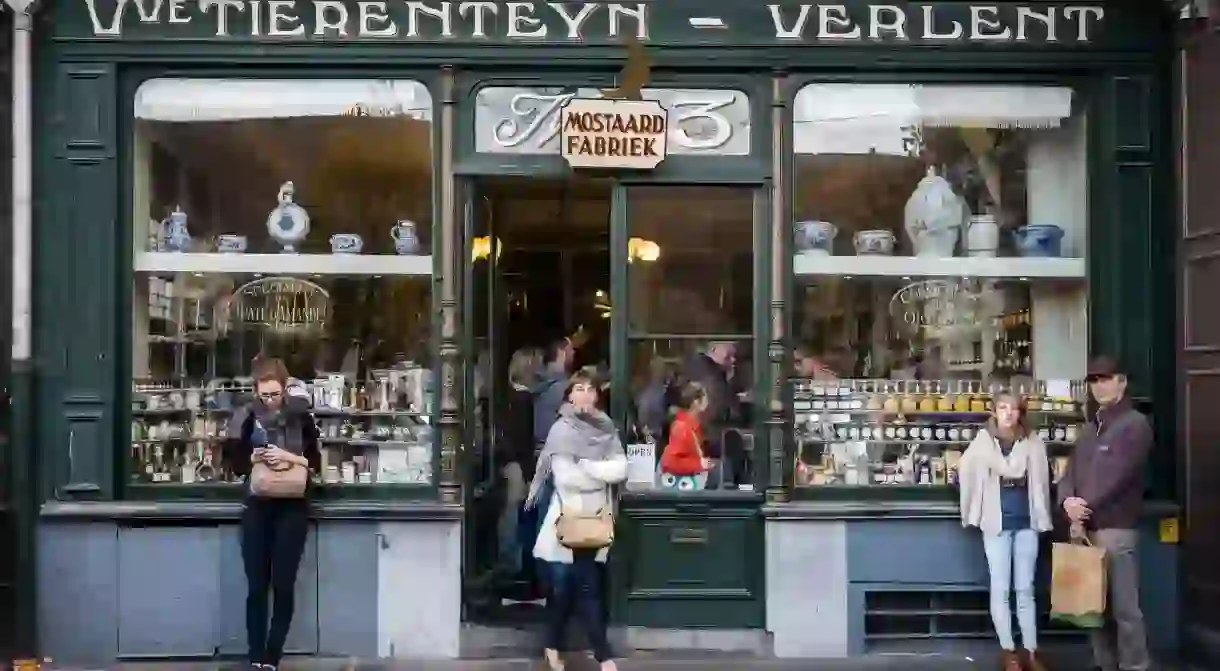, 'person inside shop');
658,382,714,490
499,347,542,581
682,341,745,488
223,357,321,671
534,337,576,448
1059,356,1154,671
525,369,627,671
636,356,679,443
958,391,1053,671
794,346,840,381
